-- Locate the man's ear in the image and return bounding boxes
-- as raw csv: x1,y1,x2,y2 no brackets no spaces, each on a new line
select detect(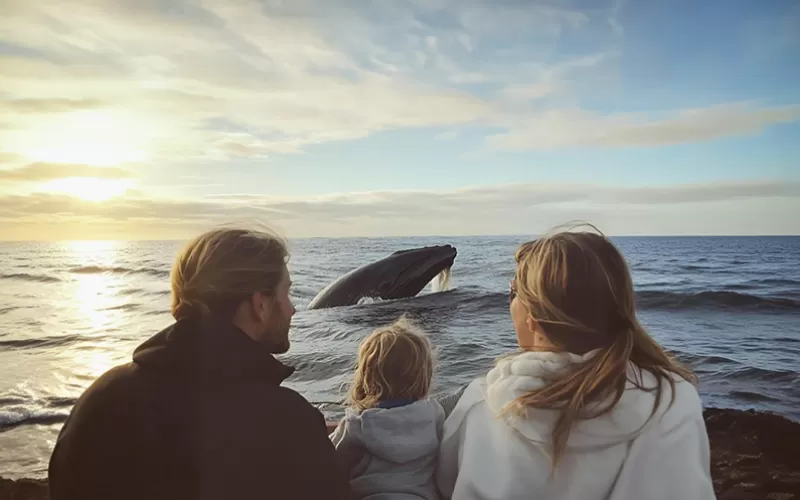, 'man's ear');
248,292,272,322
